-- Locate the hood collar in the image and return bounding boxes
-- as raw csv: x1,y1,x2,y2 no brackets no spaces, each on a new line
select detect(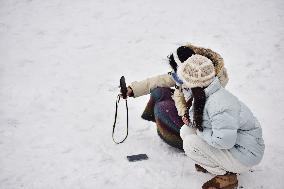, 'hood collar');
204,77,222,97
